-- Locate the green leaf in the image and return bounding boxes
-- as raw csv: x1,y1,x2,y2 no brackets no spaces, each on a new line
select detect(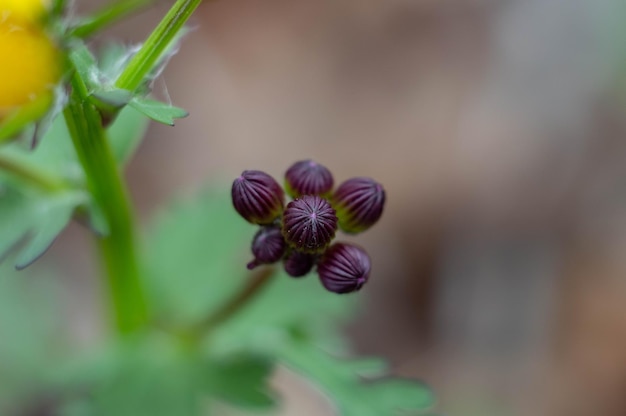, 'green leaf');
0,101,147,268
56,336,201,416
14,192,80,269
142,186,434,415
129,97,188,126
0,186,86,269
143,188,251,325
202,354,277,409
279,341,435,416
